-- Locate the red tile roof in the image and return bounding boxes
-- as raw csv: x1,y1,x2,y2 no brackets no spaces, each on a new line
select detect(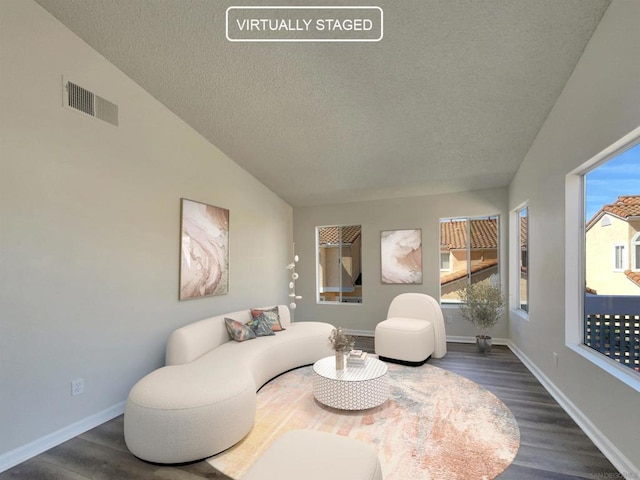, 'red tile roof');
440,218,498,249
440,259,498,285
318,225,361,245
587,195,640,230
625,270,640,287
